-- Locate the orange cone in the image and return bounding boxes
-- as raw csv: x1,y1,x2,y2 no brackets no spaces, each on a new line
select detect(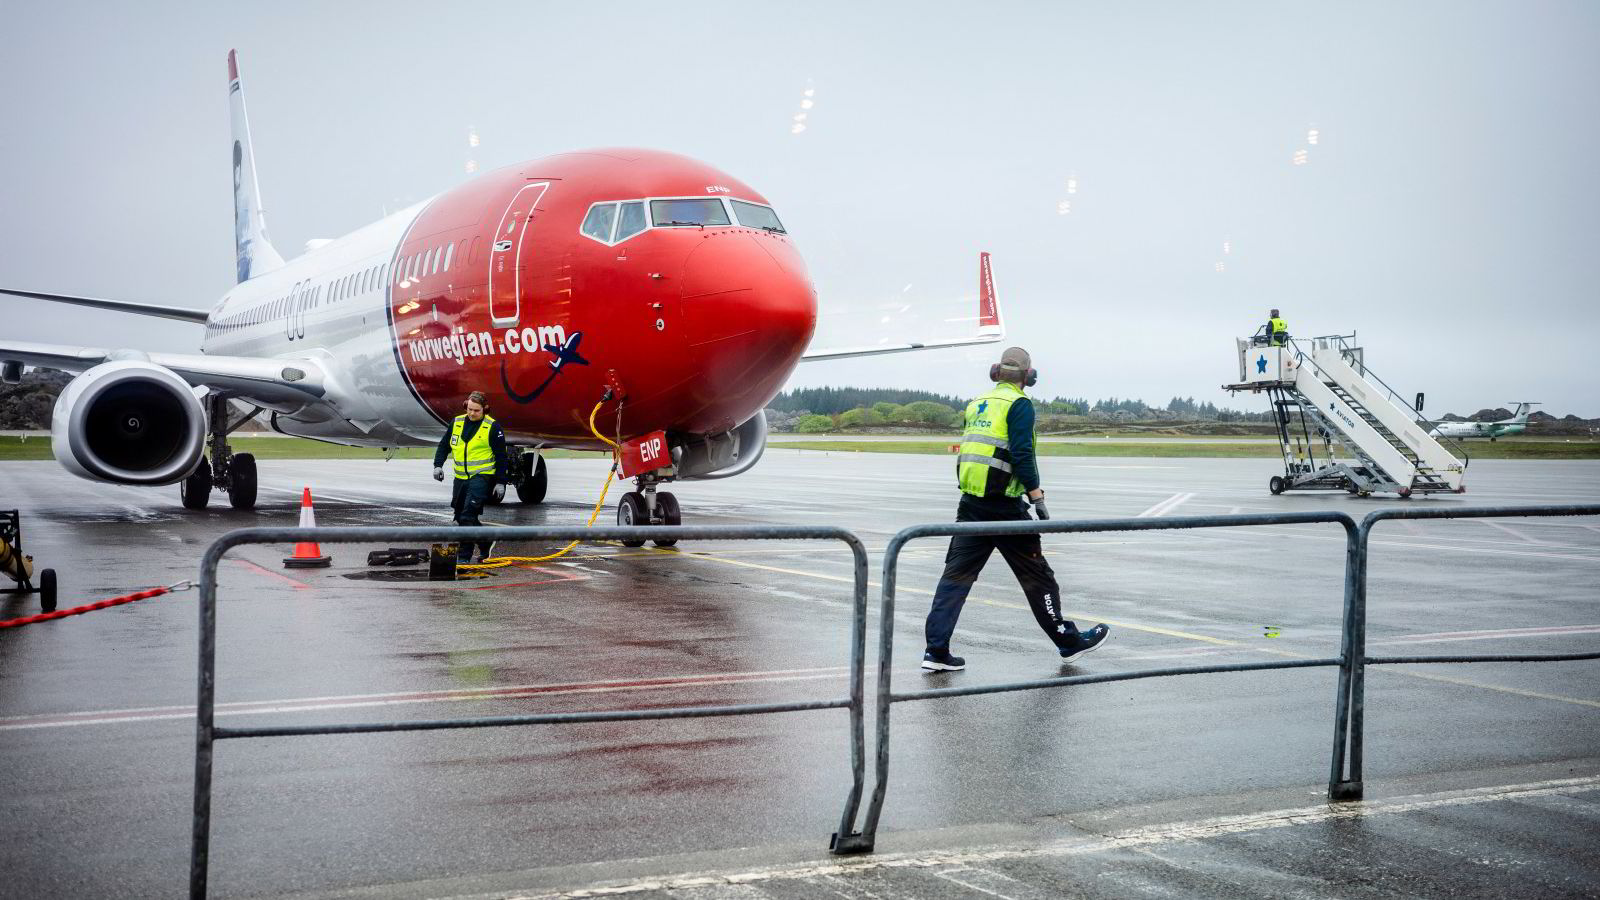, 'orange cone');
283,487,332,568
